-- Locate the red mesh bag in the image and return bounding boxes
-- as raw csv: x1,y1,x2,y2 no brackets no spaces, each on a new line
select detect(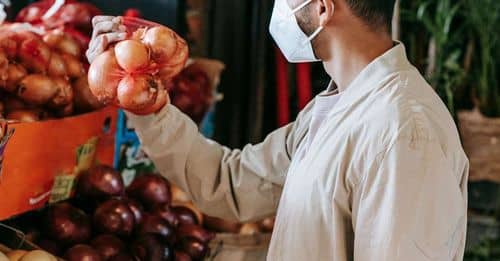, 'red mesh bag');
87,17,189,115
